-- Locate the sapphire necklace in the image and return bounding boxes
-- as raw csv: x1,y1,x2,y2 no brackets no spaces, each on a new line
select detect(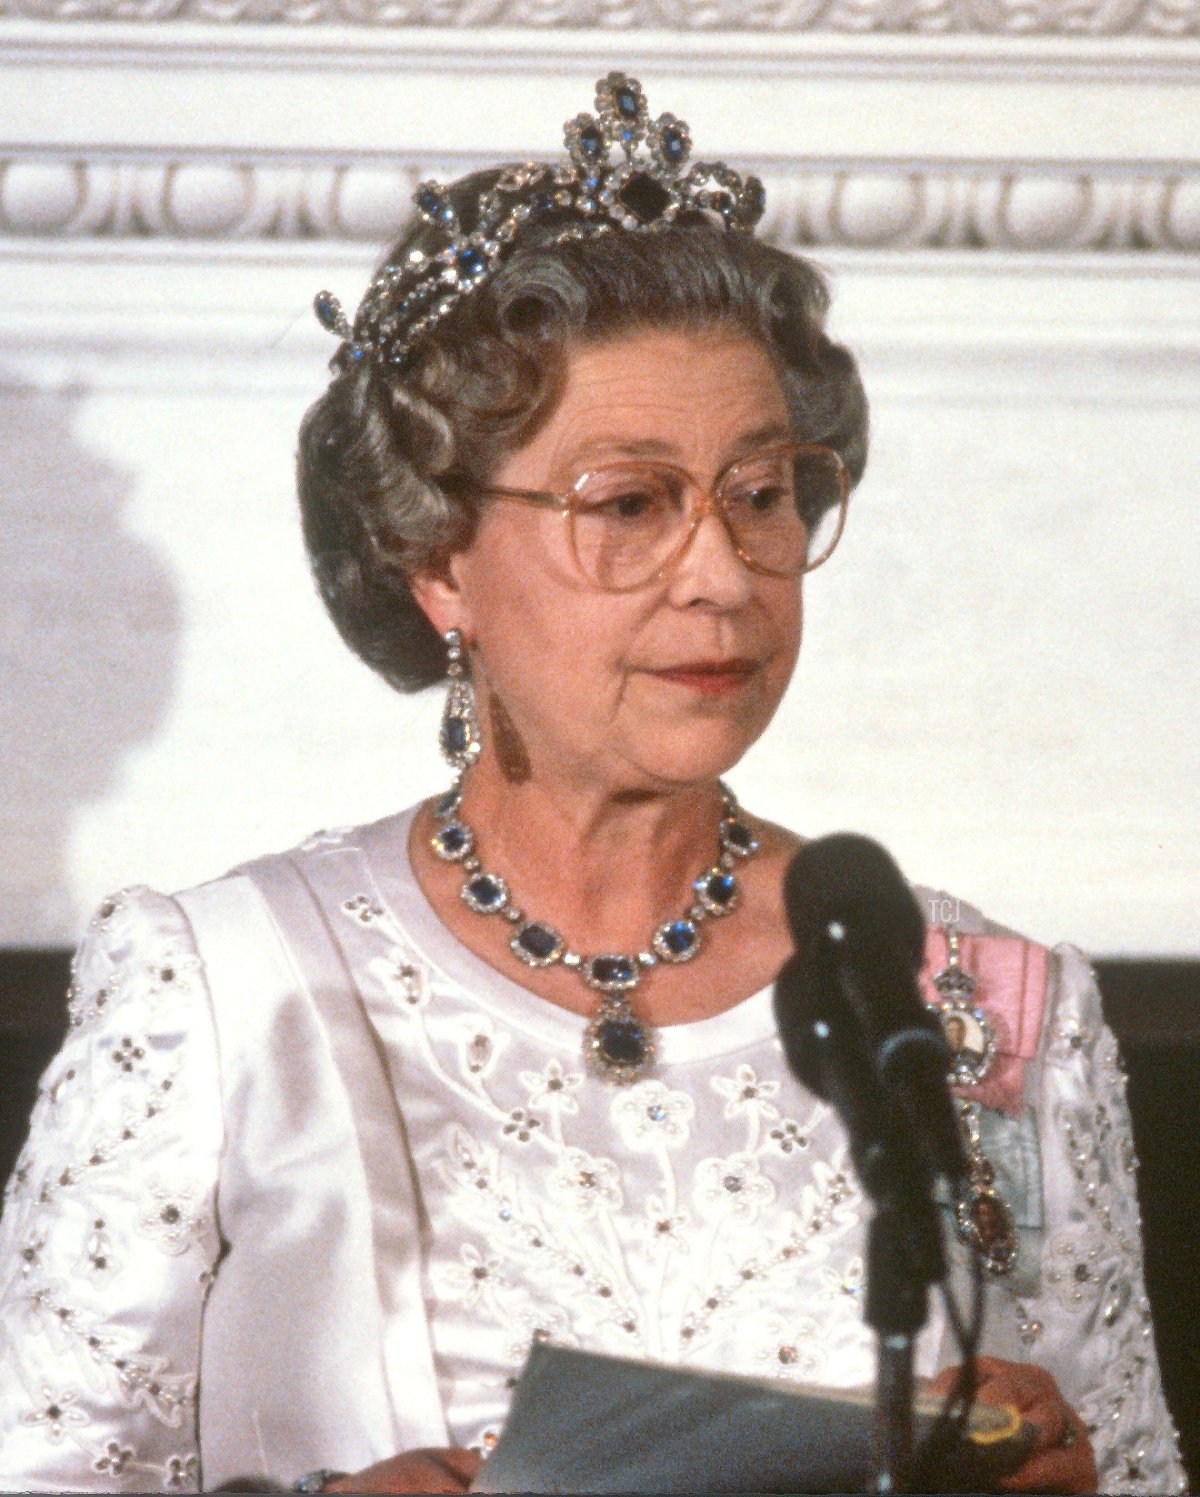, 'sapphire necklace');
429,779,759,1084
